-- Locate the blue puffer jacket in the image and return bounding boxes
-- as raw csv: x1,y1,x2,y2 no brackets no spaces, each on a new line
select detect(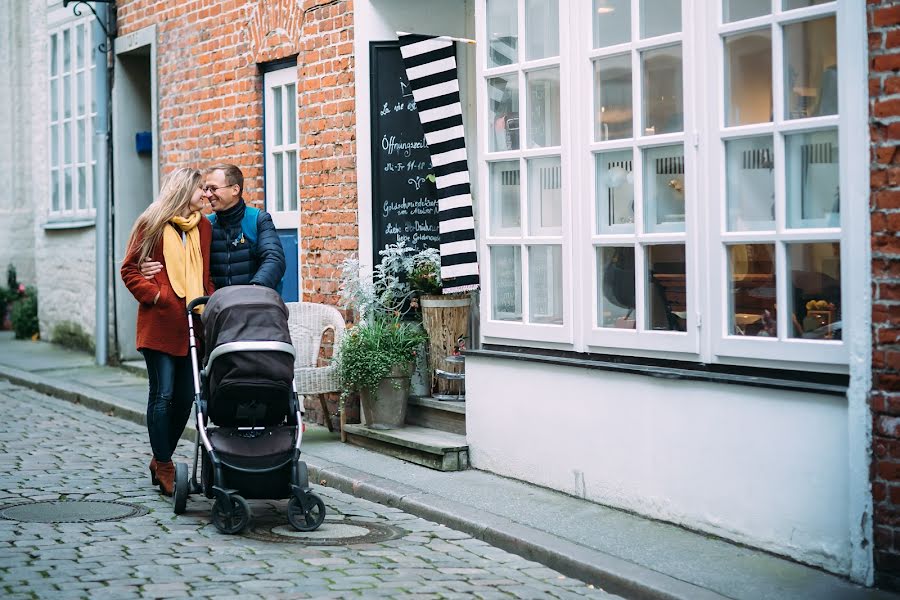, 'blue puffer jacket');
207,200,286,290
